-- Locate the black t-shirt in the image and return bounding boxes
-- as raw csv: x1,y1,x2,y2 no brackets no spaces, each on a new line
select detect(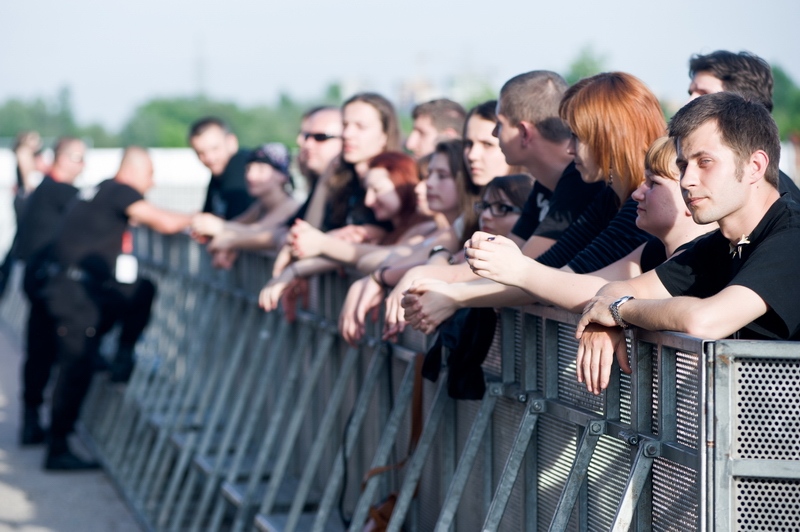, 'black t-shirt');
655,196,800,340
202,149,254,220
322,172,392,233
511,162,603,241
779,169,800,201
535,188,650,272
14,176,78,265
52,179,143,280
